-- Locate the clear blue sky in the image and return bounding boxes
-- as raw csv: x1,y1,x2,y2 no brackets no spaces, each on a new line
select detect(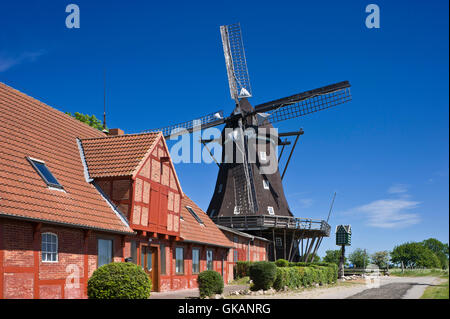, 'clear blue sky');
1,0,448,258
